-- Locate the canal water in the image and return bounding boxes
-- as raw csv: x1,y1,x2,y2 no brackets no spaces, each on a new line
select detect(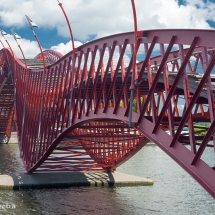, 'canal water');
0,143,214,215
